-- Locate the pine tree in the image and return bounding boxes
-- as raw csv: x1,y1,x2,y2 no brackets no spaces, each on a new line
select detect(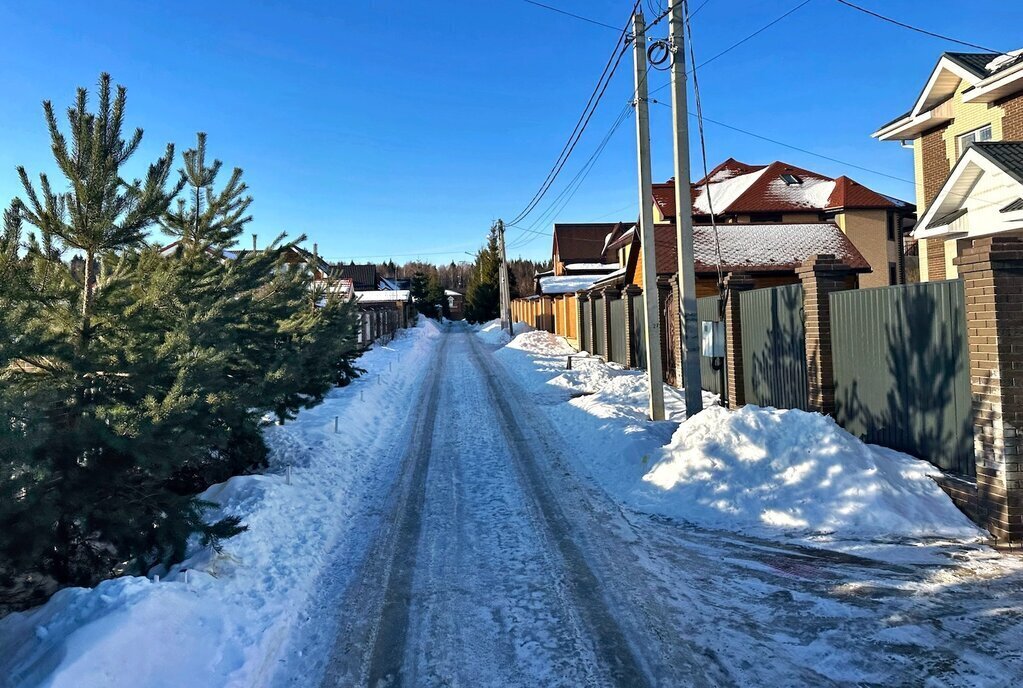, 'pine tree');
464,224,502,322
